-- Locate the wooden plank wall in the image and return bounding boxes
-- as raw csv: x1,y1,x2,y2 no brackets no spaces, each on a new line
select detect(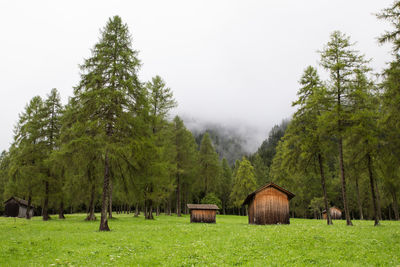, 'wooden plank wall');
190,210,217,223
250,187,290,225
